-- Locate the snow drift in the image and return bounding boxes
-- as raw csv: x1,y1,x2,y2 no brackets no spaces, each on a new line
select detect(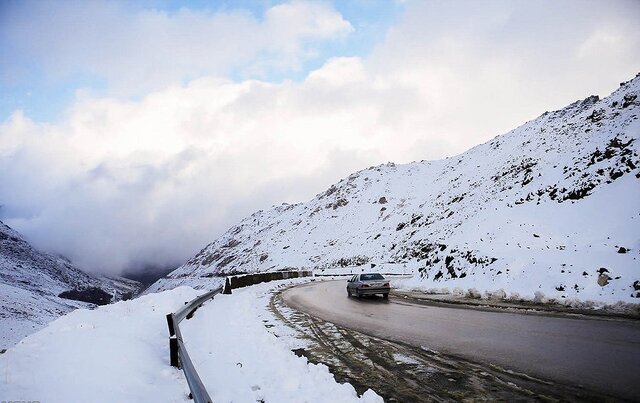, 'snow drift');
0,281,382,403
